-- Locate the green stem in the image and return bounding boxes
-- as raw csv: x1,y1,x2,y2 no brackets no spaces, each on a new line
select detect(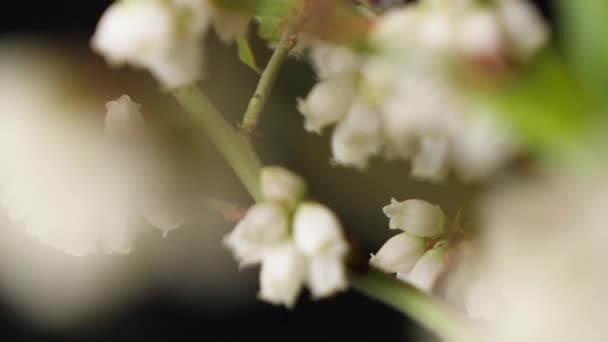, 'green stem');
349,269,475,342
172,85,263,201
241,21,298,129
